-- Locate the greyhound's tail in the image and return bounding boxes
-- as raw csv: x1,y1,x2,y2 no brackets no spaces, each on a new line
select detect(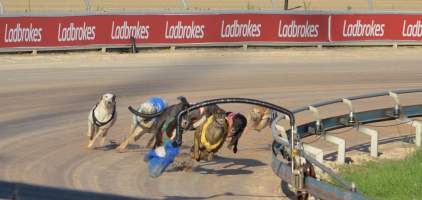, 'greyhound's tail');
177,96,190,106
128,106,163,119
